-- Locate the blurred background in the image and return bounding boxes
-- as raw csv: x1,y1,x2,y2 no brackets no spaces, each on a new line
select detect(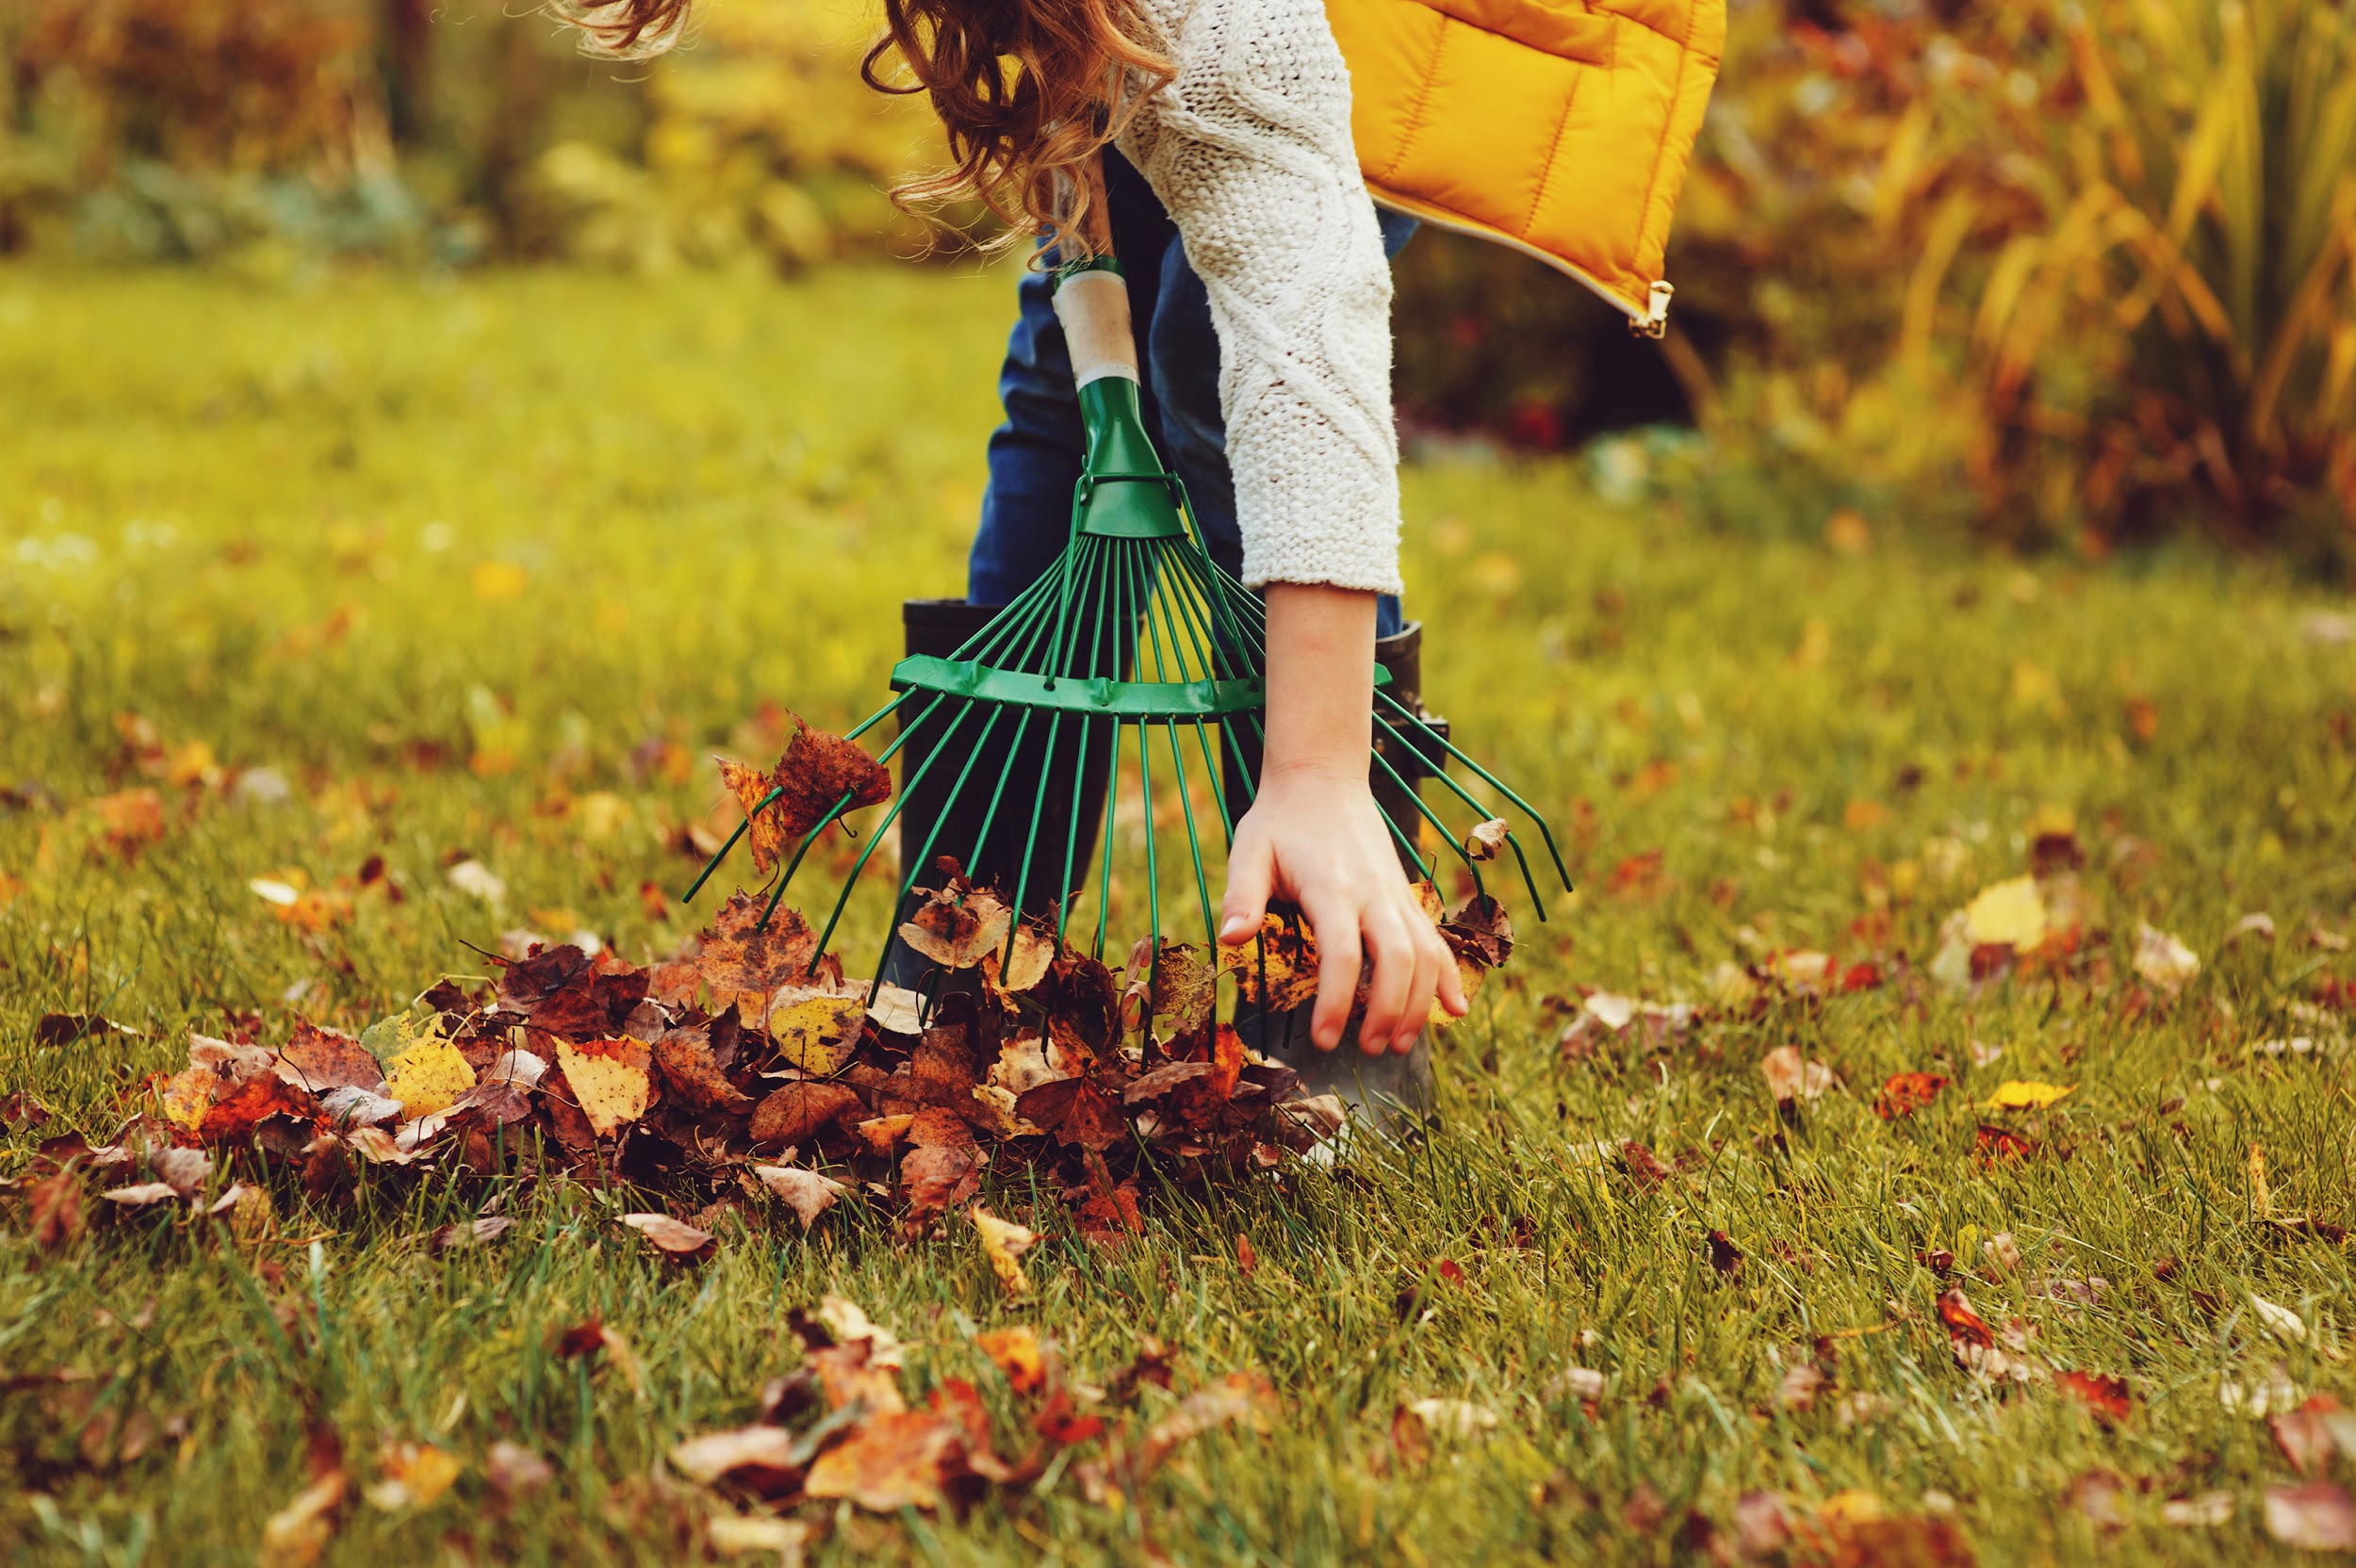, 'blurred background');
3,0,2351,569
